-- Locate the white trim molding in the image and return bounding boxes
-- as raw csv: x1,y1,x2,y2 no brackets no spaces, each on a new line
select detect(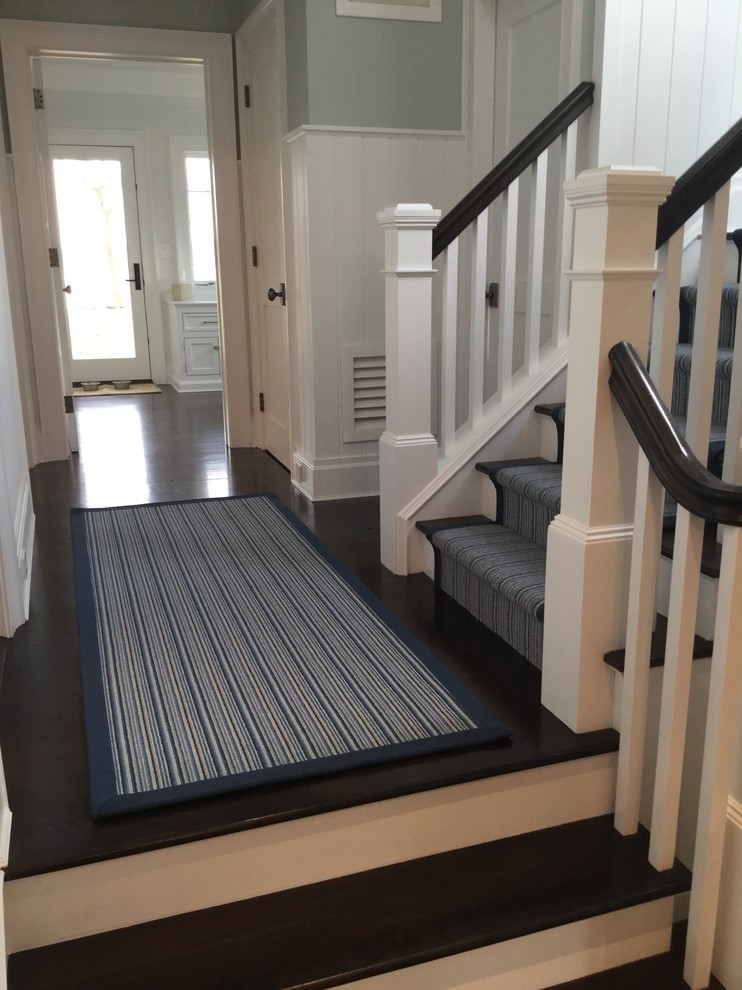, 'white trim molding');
0,19,252,456
292,449,380,501
336,0,442,22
